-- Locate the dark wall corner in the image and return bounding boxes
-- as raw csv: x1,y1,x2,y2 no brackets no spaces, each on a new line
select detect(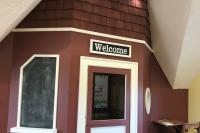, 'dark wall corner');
0,33,14,133
149,55,188,133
